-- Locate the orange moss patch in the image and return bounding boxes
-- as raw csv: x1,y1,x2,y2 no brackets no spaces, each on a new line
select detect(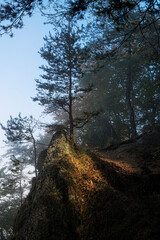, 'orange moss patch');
102,157,141,174
94,150,142,174
63,151,108,205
